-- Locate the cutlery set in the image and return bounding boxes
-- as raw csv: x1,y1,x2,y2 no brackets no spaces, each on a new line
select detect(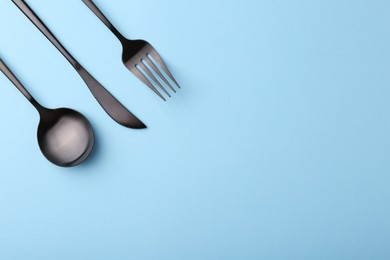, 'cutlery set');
1,0,180,167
